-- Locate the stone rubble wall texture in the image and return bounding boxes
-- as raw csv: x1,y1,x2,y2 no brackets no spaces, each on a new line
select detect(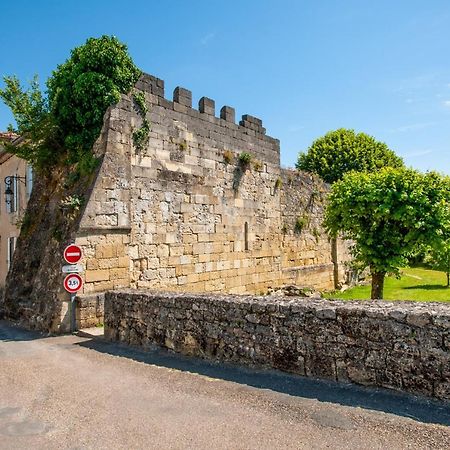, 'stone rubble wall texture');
75,73,351,298
76,293,104,329
105,290,450,401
